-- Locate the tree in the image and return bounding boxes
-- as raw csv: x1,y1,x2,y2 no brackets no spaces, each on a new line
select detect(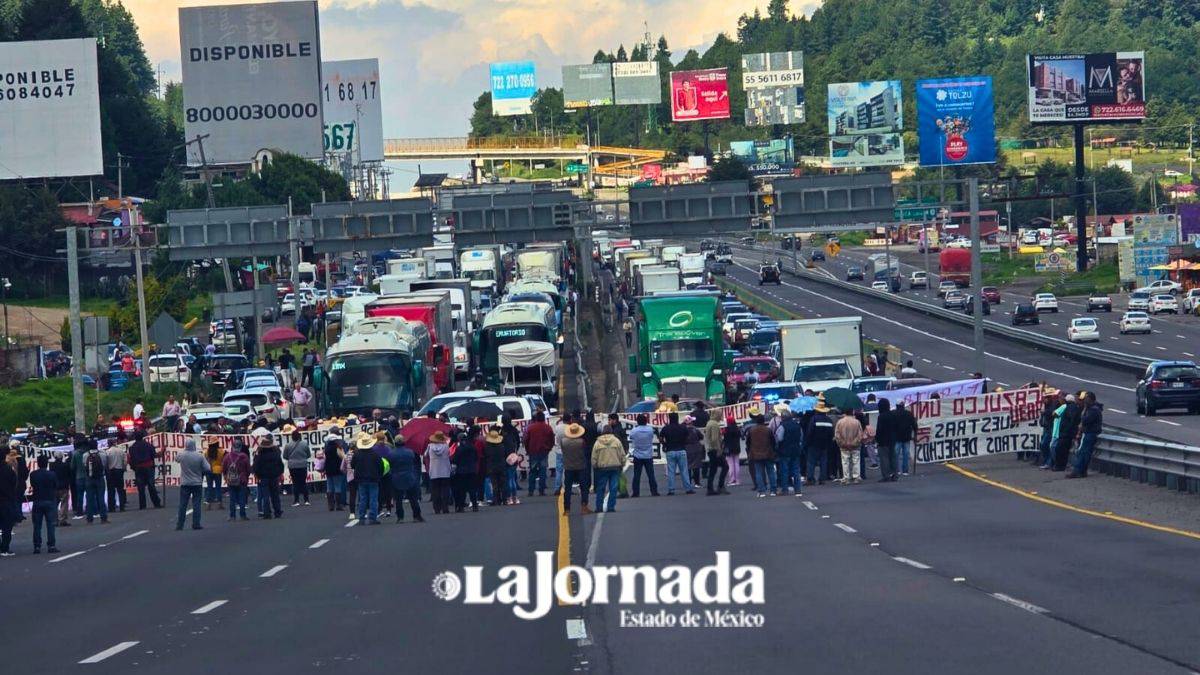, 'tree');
616,44,628,62
1135,176,1168,212
708,155,751,182
1090,165,1136,215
